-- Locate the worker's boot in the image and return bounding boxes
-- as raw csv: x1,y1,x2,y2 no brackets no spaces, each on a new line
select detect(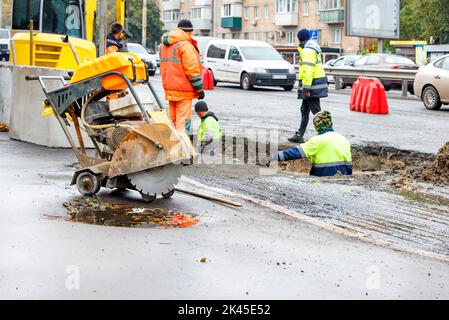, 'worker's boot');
288,134,305,143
